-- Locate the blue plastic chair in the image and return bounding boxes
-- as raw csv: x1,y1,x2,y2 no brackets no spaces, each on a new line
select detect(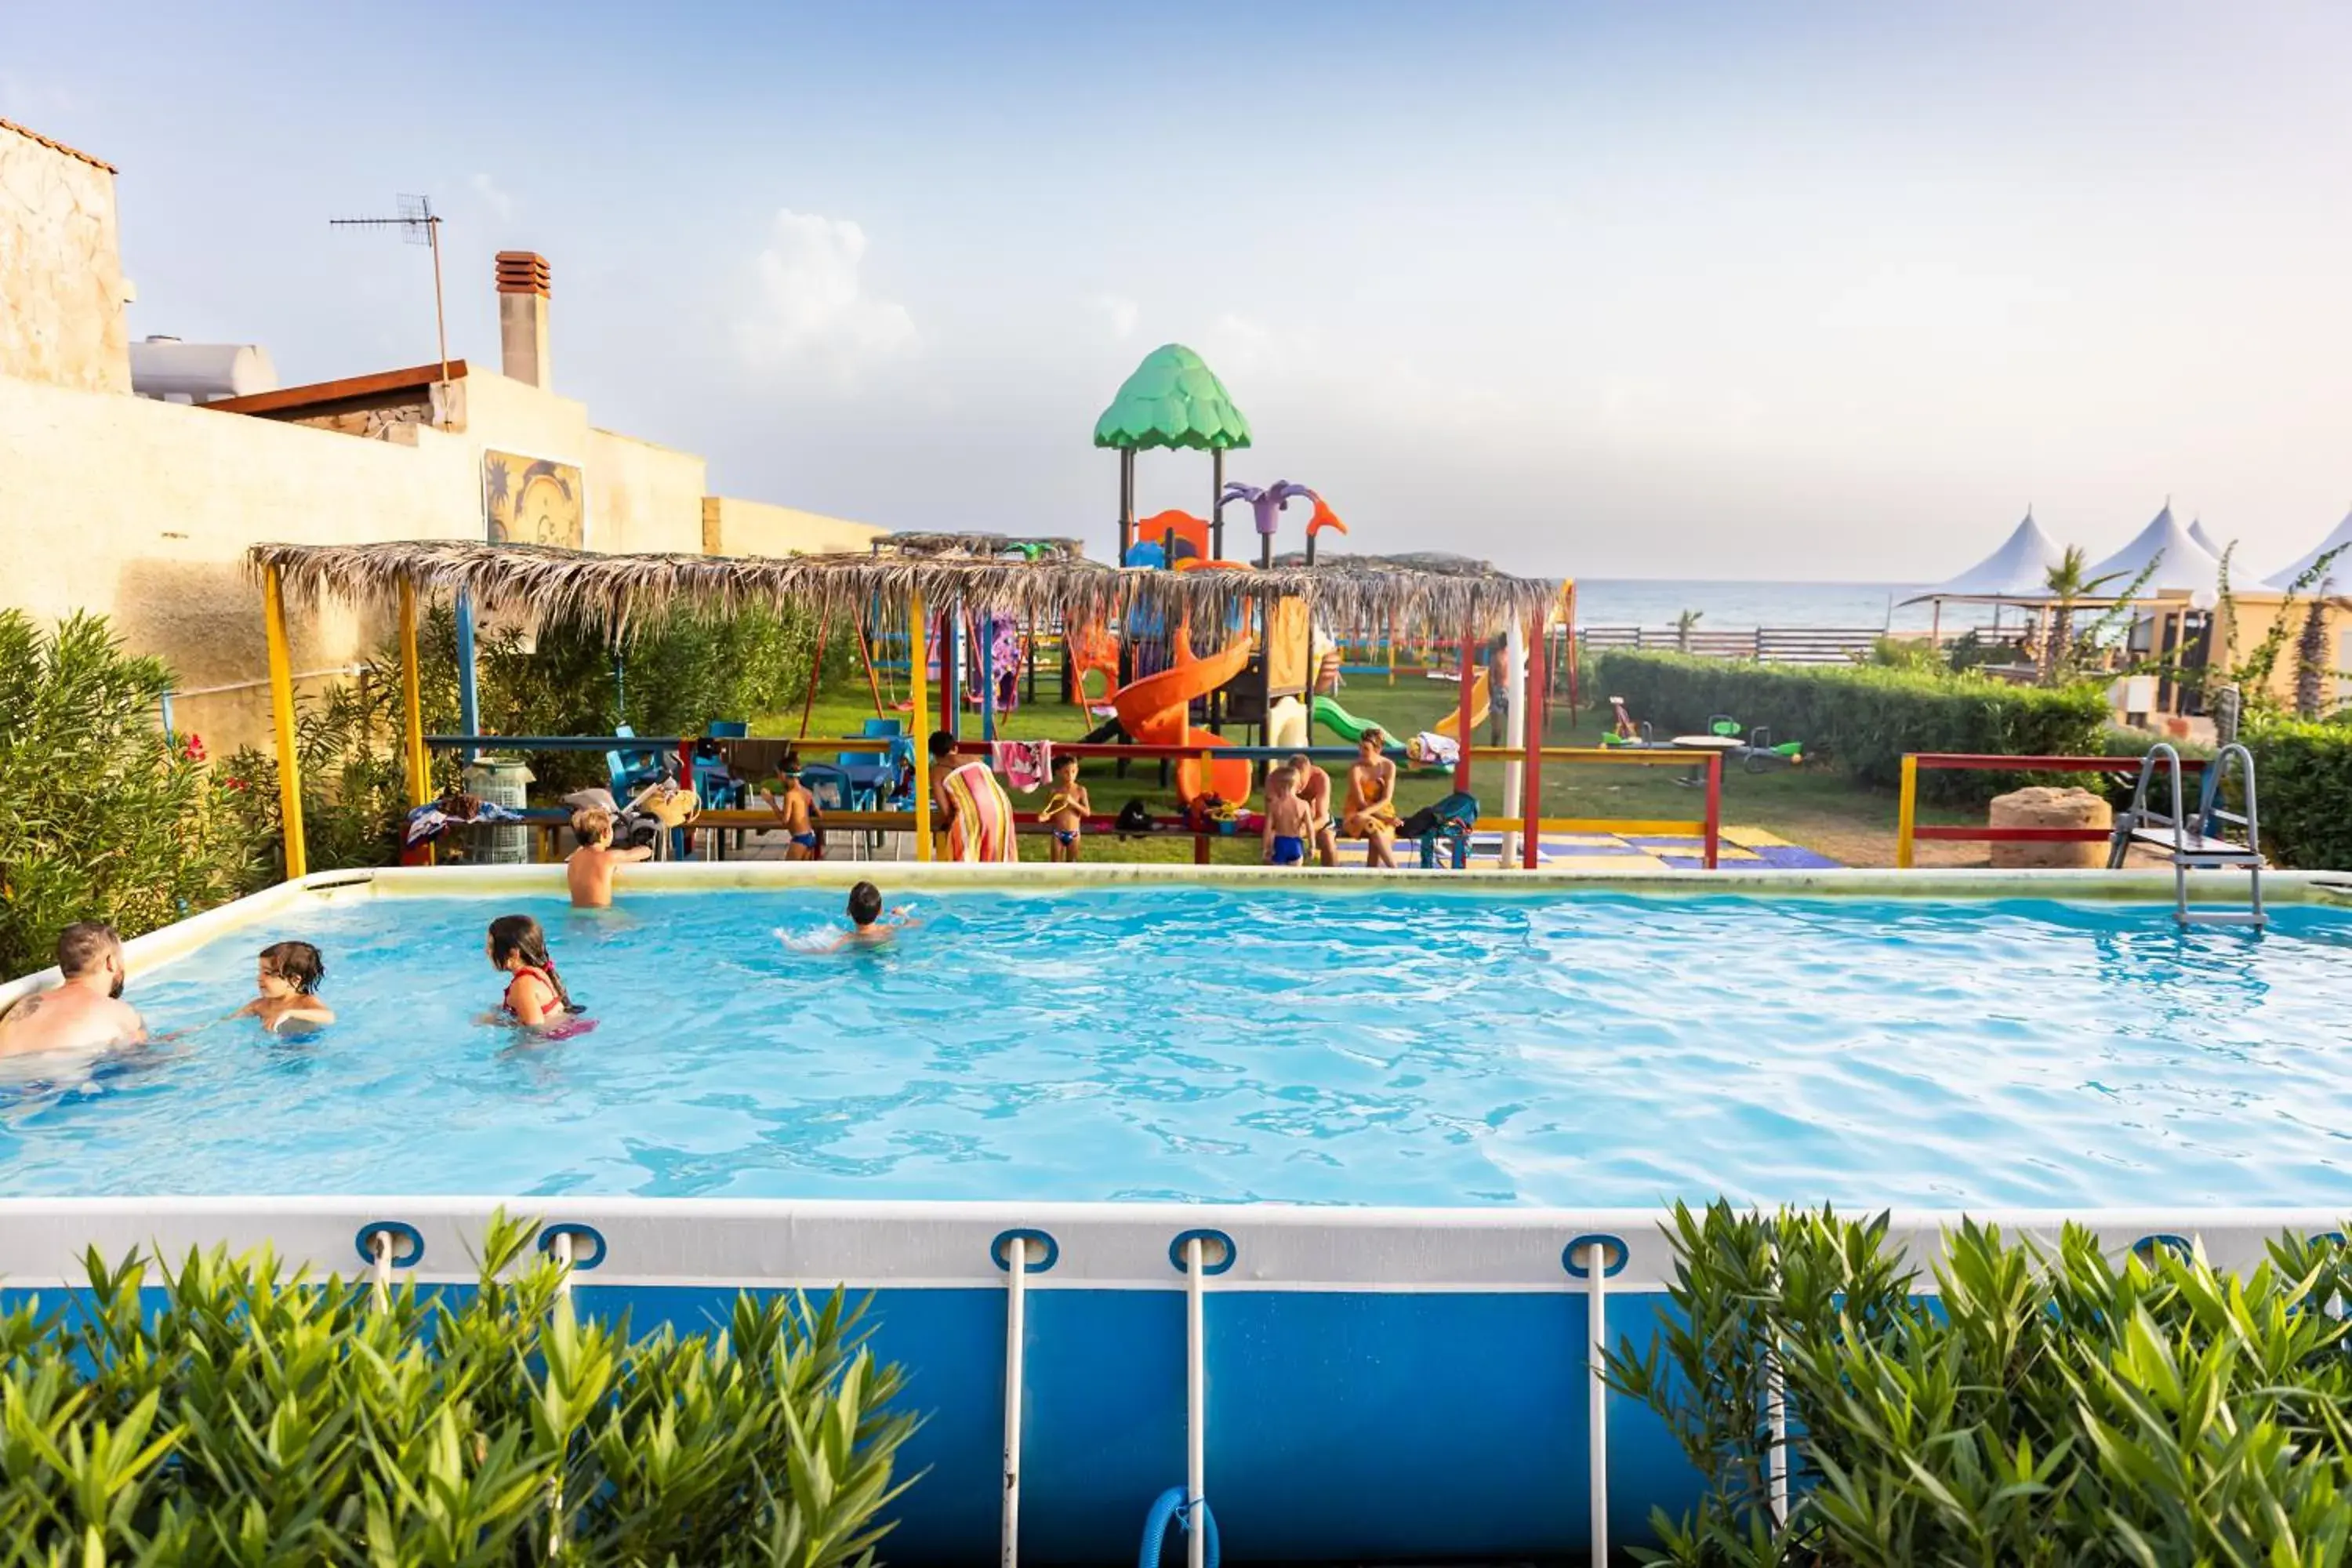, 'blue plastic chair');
606,724,666,796
798,763,853,815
